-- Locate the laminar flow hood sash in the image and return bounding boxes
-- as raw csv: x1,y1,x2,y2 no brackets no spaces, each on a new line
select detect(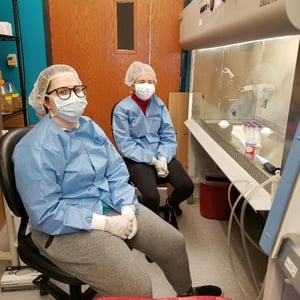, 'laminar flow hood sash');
180,0,300,50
